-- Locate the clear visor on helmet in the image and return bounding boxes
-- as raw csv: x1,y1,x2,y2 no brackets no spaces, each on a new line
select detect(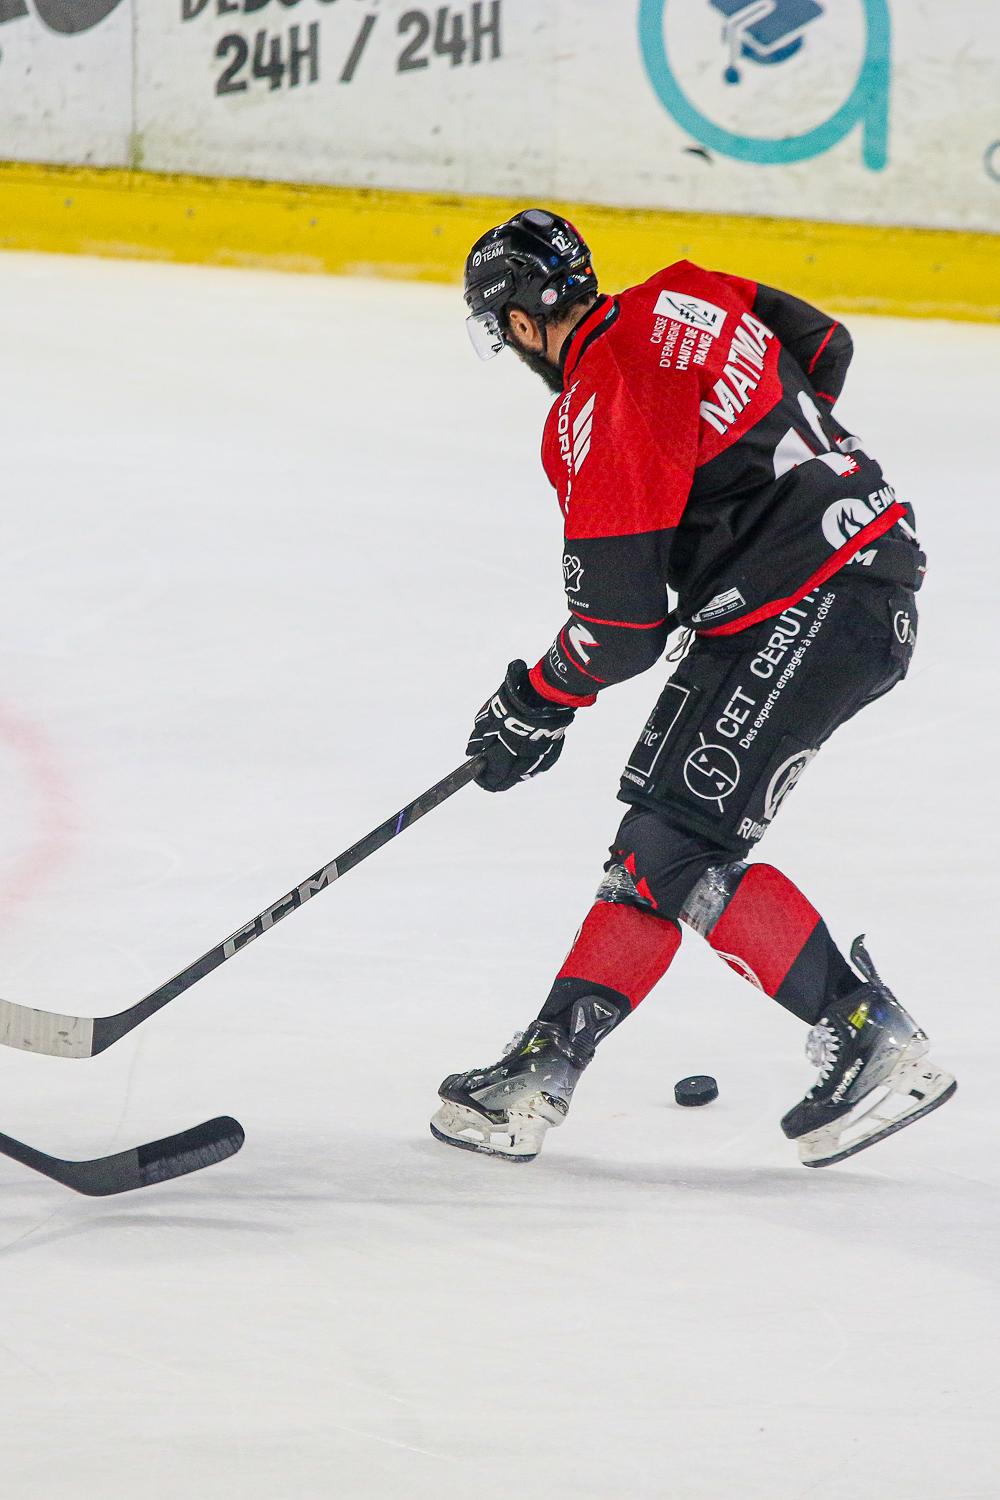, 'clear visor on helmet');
466,309,505,361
